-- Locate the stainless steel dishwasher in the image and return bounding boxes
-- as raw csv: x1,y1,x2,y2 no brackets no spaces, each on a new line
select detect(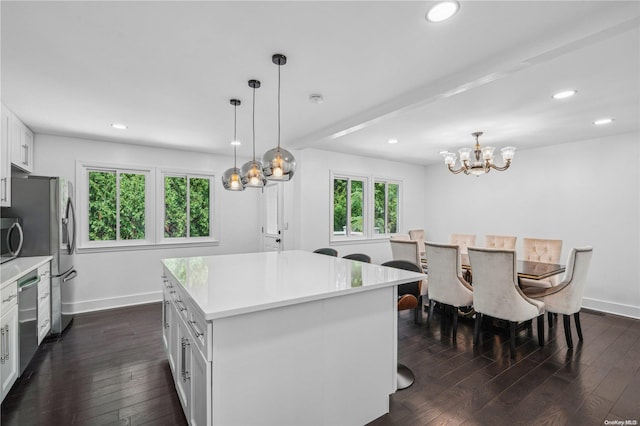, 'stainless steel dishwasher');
18,270,39,375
